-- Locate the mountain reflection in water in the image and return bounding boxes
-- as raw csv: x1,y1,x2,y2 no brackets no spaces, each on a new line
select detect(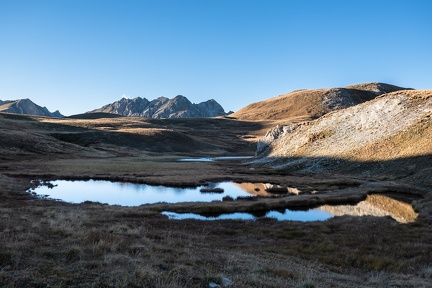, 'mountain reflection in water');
164,194,418,223
319,194,418,223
